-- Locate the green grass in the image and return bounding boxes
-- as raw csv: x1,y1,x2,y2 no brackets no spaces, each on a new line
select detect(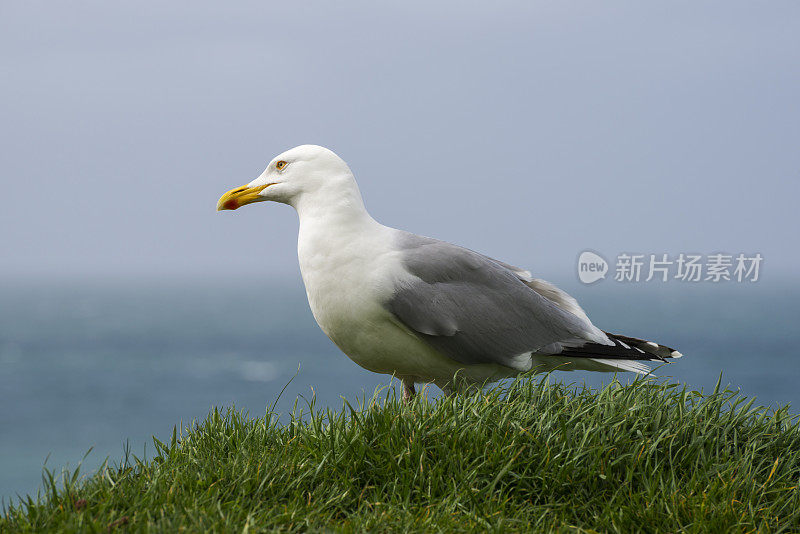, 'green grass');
3,377,800,533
